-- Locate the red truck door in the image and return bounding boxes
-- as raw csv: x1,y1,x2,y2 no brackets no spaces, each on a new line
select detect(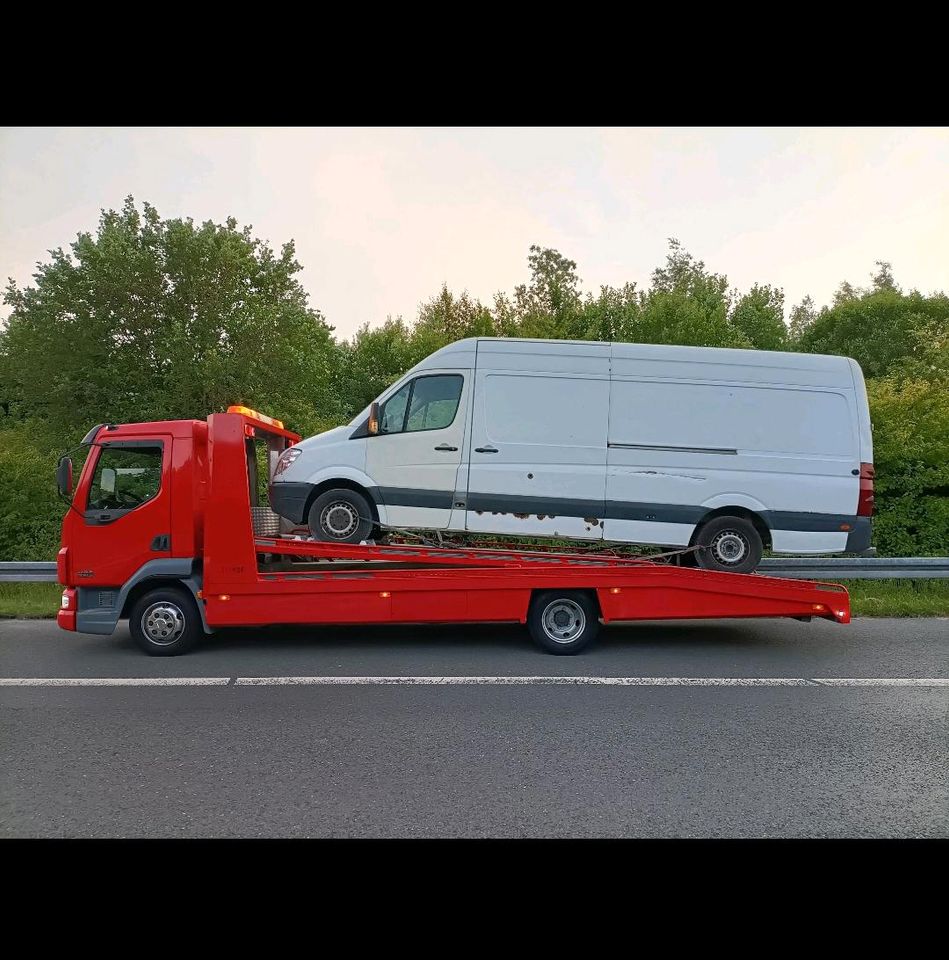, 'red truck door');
70,437,174,585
